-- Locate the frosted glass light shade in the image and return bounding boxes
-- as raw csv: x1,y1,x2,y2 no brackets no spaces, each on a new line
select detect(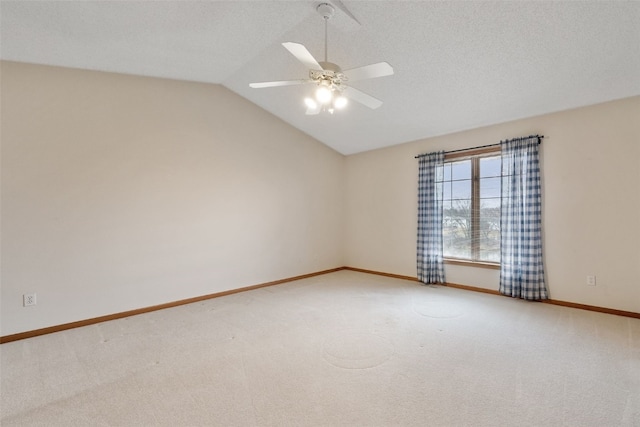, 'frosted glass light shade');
334,96,348,109
315,86,333,104
304,97,317,109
